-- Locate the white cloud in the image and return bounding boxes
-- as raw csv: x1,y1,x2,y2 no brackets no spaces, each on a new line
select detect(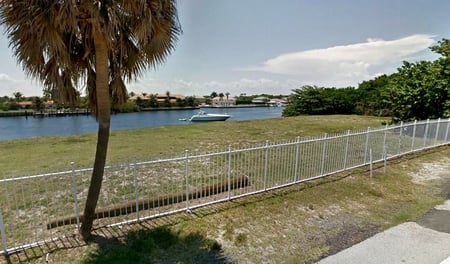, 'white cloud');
0,73,43,97
242,34,436,87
